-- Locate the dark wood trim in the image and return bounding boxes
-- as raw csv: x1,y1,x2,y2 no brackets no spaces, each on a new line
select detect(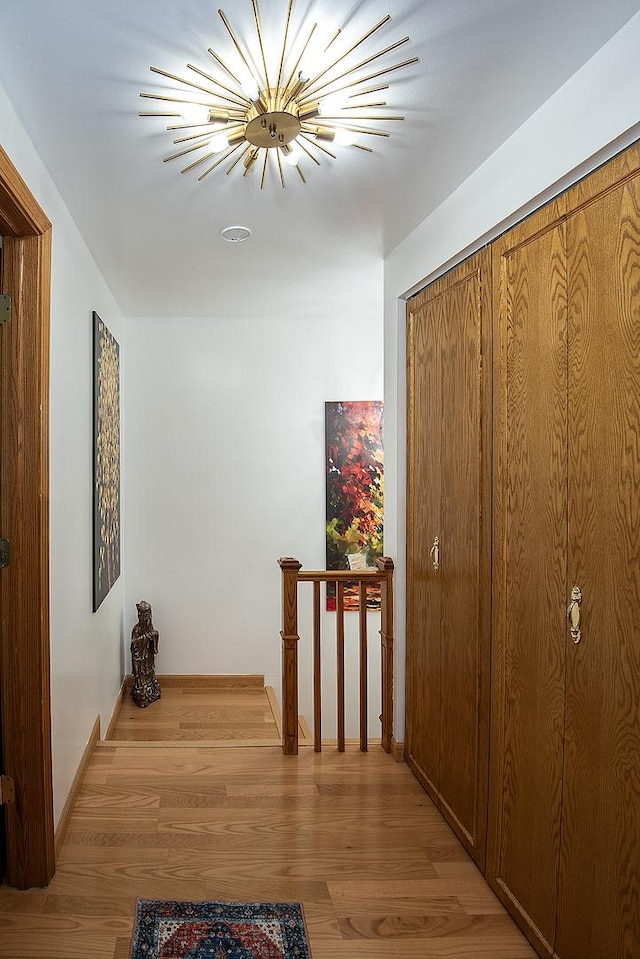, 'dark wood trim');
103,679,128,742
0,147,54,888
0,145,51,236
154,674,266,688
54,717,100,859
264,686,283,739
